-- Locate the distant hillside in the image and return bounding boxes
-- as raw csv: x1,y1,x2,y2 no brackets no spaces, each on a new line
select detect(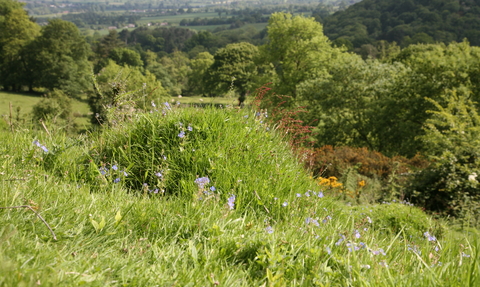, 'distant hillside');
322,0,480,47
